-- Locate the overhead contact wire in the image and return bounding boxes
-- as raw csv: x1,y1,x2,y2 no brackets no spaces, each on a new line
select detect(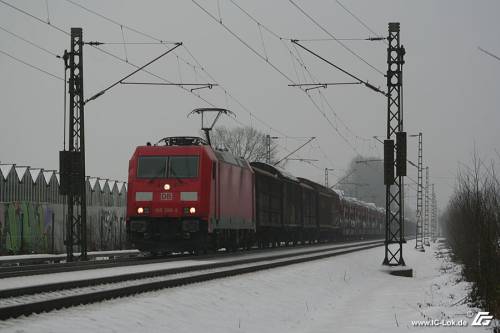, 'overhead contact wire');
0,24,60,58
288,0,385,76
63,0,289,139
0,48,63,80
